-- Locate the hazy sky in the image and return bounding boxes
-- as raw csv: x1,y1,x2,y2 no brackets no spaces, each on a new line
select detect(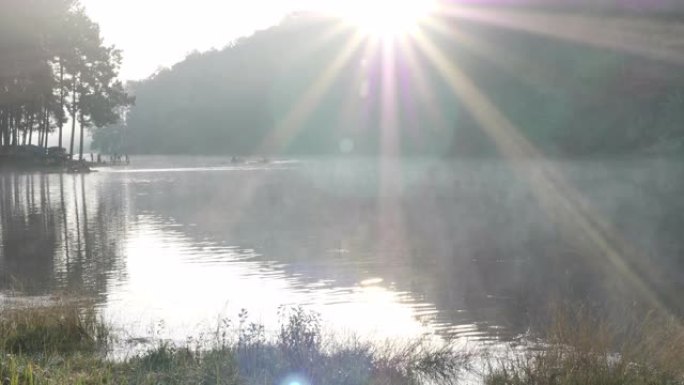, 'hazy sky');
80,0,304,80
80,0,423,81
